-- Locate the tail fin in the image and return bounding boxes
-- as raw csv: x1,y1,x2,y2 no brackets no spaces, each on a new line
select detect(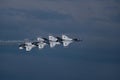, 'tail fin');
49,36,57,41
62,35,72,41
